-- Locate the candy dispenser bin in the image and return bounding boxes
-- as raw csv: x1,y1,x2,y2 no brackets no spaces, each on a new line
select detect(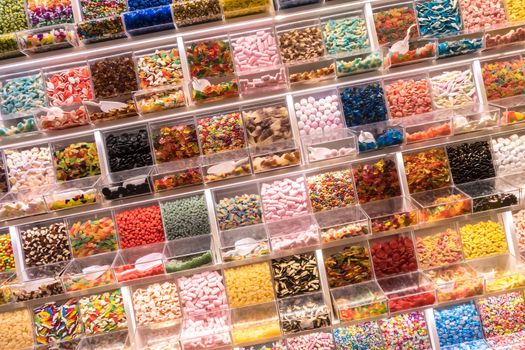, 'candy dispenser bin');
171,0,222,28
267,214,319,252
361,196,419,234
378,271,436,313
230,302,281,345
425,262,483,302
6,261,67,302
331,280,387,323
61,252,117,292
122,5,175,36
112,242,166,282
301,128,357,163
452,104,500,134
76,16,128,45
164,234,215,273
151,158,203,192
17,25,78,54
456,177,520,213
220,224,269,262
